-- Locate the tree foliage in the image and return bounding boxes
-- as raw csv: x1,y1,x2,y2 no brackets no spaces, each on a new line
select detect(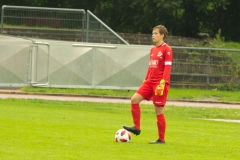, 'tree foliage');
0,0,239,41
